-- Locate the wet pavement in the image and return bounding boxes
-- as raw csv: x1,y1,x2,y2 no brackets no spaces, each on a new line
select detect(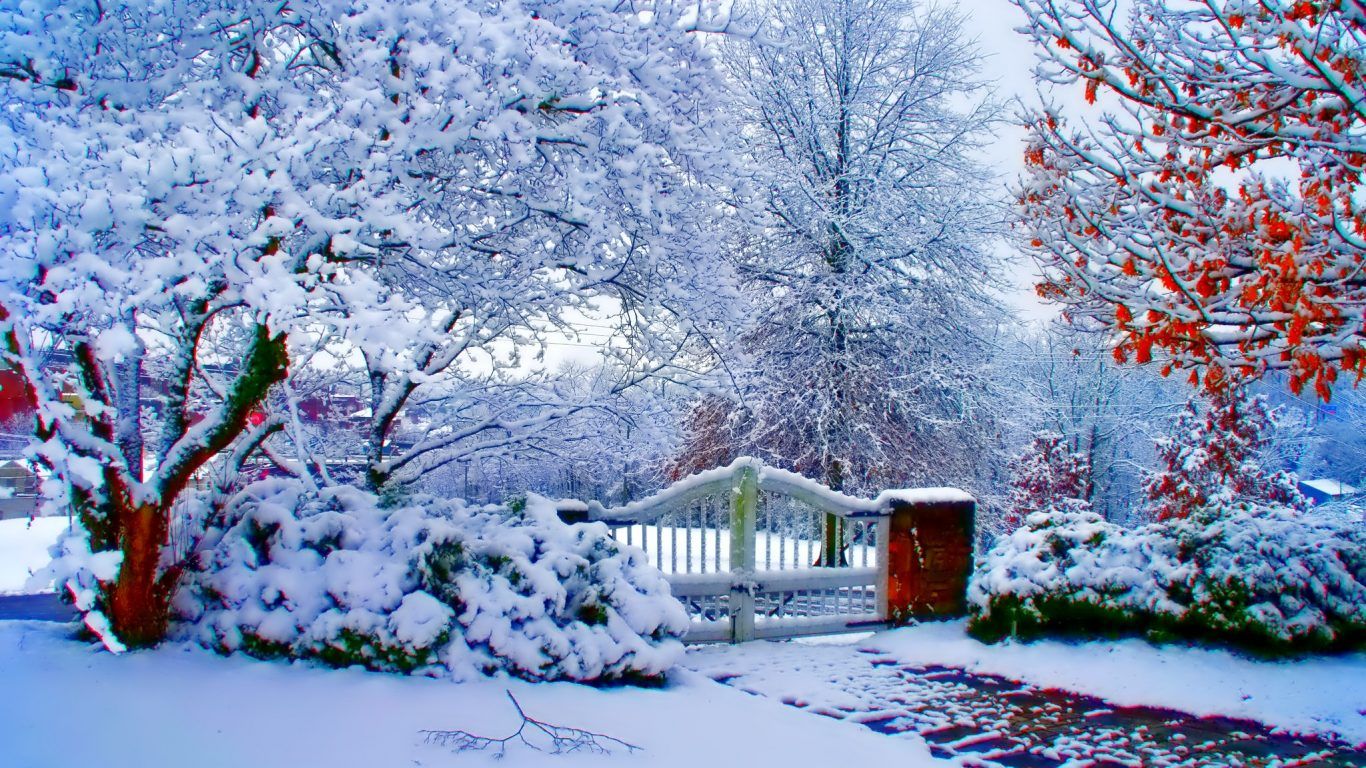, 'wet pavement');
689,644,1365,767
0,593,74,622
